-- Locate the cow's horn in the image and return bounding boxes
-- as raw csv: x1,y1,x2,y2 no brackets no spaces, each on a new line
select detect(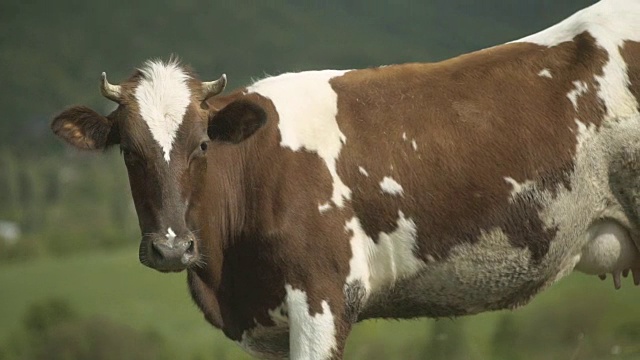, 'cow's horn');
100,72,122,102
202,74,227,100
